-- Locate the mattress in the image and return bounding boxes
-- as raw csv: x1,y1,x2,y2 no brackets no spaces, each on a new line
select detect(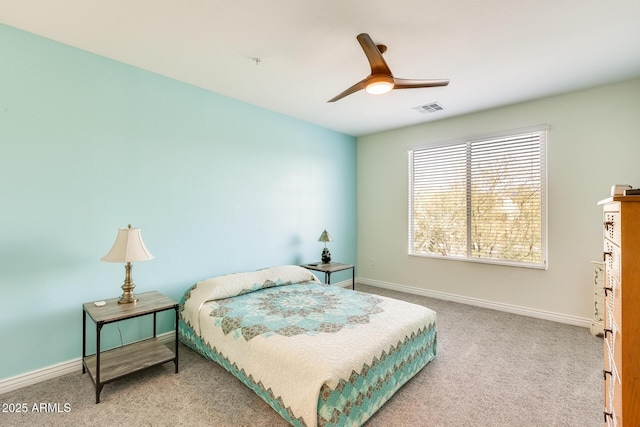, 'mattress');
179,265,436,426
